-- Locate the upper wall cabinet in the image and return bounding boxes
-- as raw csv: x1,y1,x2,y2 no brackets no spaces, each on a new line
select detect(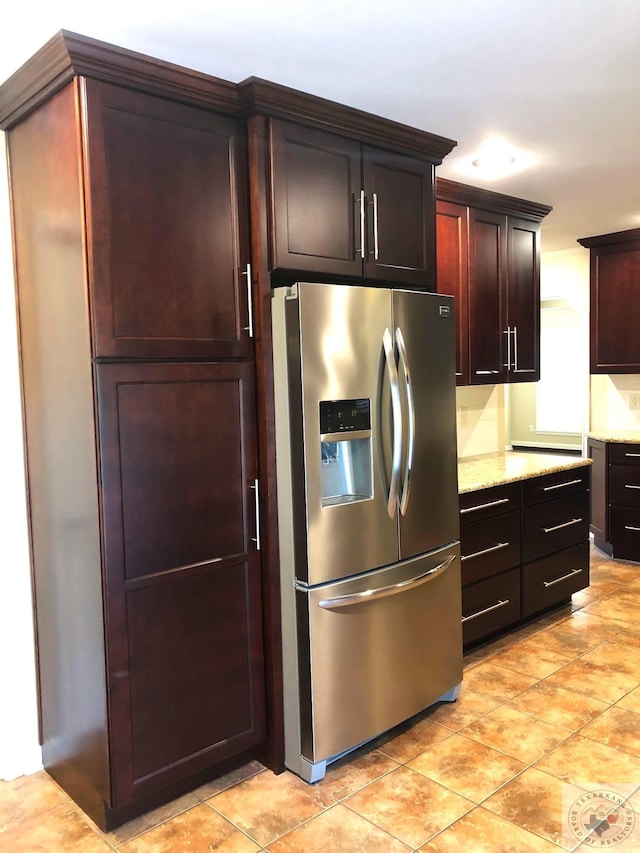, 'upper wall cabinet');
83,80,253,359
436,180,552,386
269,119,438,288
578,228,640,373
